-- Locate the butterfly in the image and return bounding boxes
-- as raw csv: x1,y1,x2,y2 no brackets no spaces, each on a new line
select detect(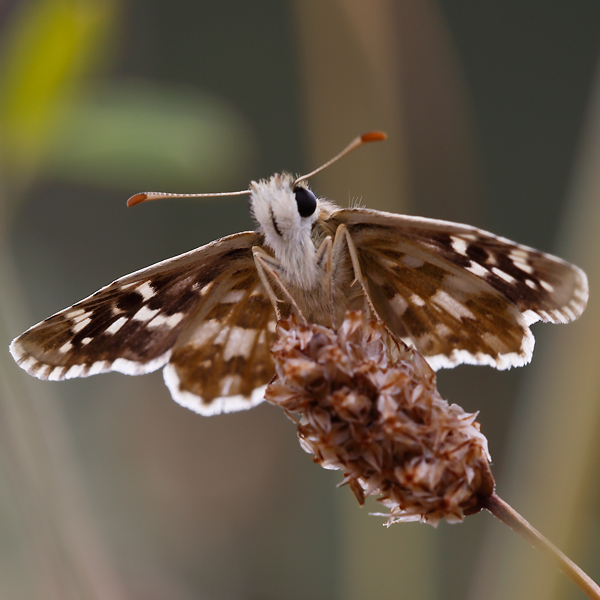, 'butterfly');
10,132,588,416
